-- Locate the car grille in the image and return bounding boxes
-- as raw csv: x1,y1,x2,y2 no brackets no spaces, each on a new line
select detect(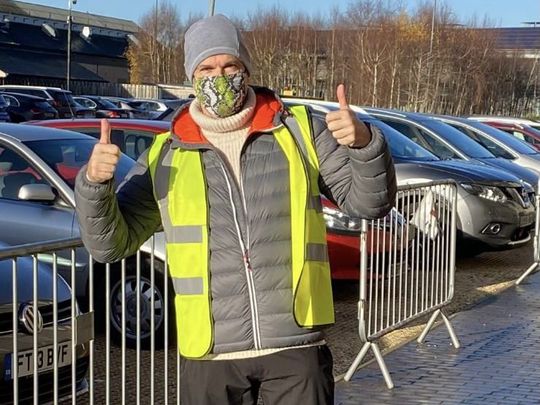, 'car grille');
504,186,531,208
0,300,72,335
0,356,88,404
